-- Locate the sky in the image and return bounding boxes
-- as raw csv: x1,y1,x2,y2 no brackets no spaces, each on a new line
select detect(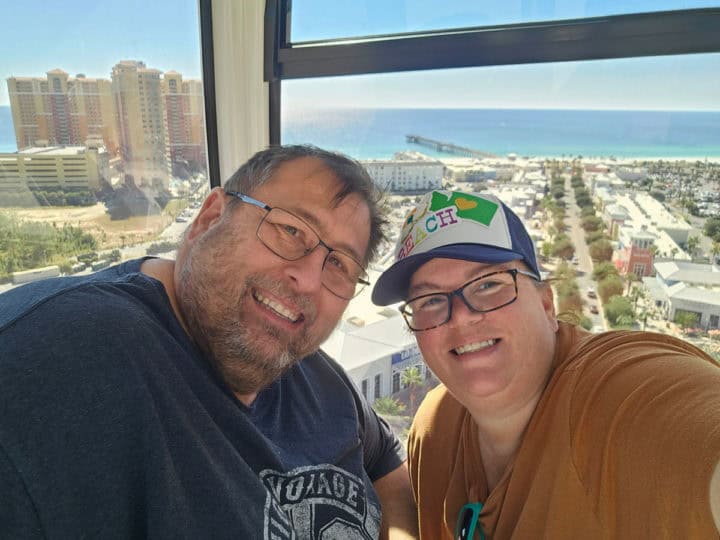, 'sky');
1,0,719,110
0,0,203,106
